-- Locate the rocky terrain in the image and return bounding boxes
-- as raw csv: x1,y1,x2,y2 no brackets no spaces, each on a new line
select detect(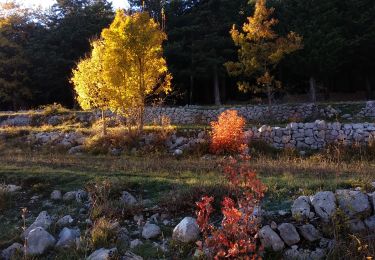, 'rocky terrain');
1,181,375,259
